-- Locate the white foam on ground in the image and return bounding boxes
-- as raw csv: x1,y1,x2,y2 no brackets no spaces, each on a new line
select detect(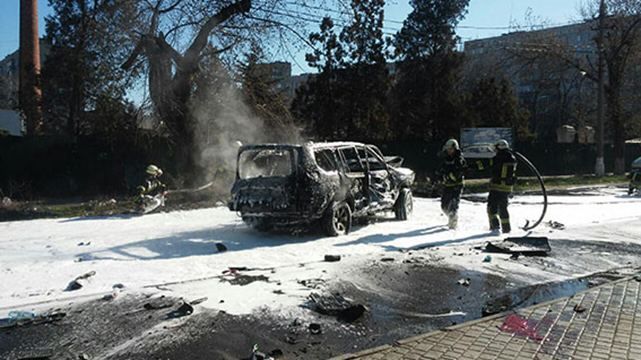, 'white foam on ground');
1,187,640,316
